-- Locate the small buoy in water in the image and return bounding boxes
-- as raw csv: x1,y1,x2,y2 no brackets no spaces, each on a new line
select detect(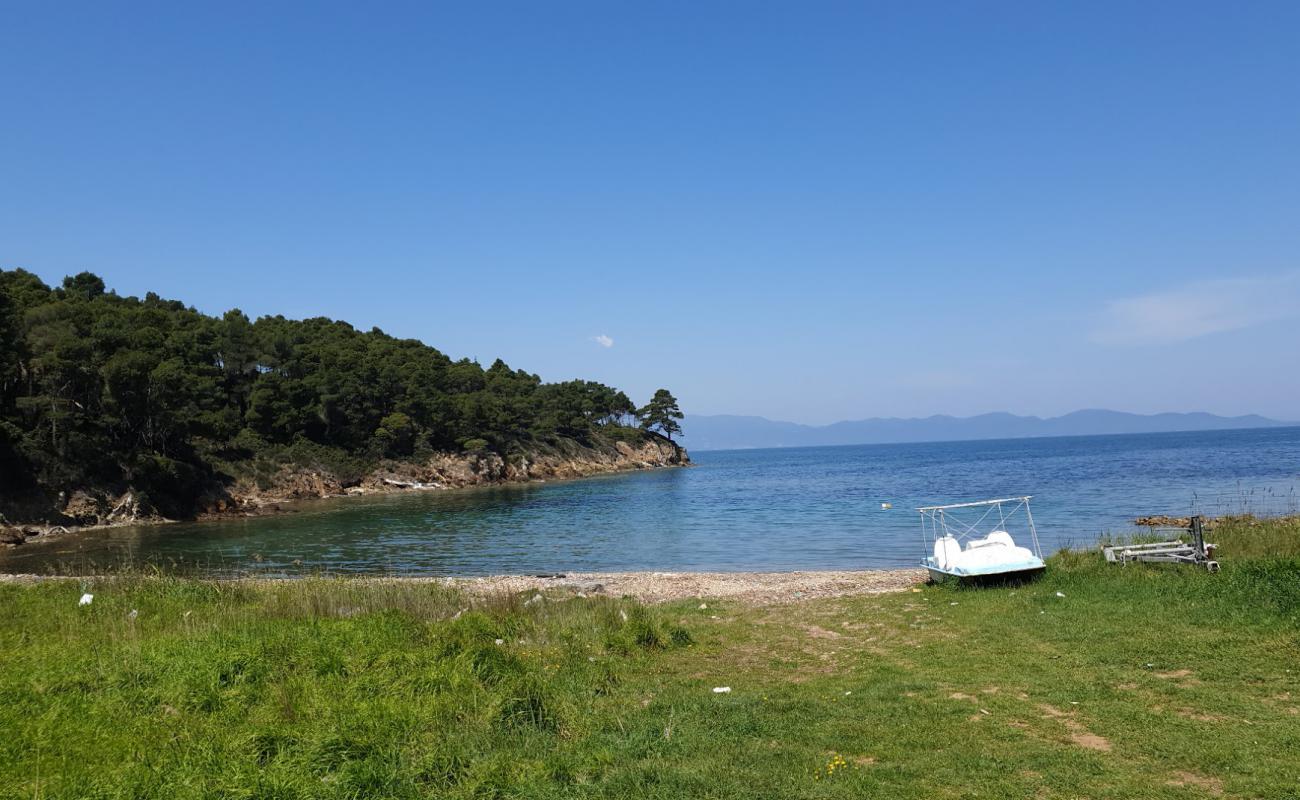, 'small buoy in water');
881,502,892,509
